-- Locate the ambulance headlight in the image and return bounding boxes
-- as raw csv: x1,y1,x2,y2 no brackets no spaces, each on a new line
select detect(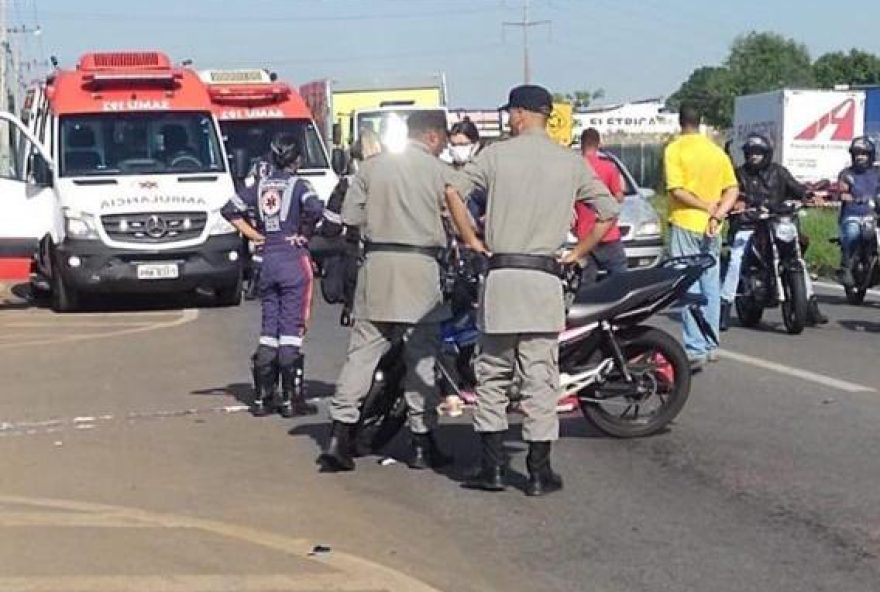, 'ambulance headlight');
64,211,99,240
209,214,237,236
636,221,662,237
